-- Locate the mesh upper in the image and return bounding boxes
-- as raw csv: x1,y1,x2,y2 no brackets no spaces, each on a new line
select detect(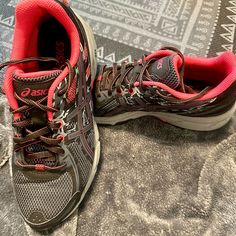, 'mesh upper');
149,56,180,89
164,59,179,89
25,144,56,167
14,171,73,219
68,141,92,188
